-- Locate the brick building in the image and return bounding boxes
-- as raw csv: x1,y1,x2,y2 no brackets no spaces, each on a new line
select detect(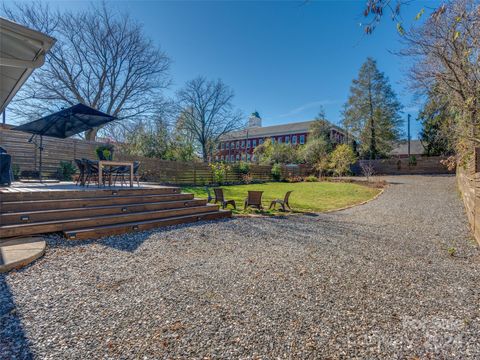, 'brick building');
213,112,346,163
